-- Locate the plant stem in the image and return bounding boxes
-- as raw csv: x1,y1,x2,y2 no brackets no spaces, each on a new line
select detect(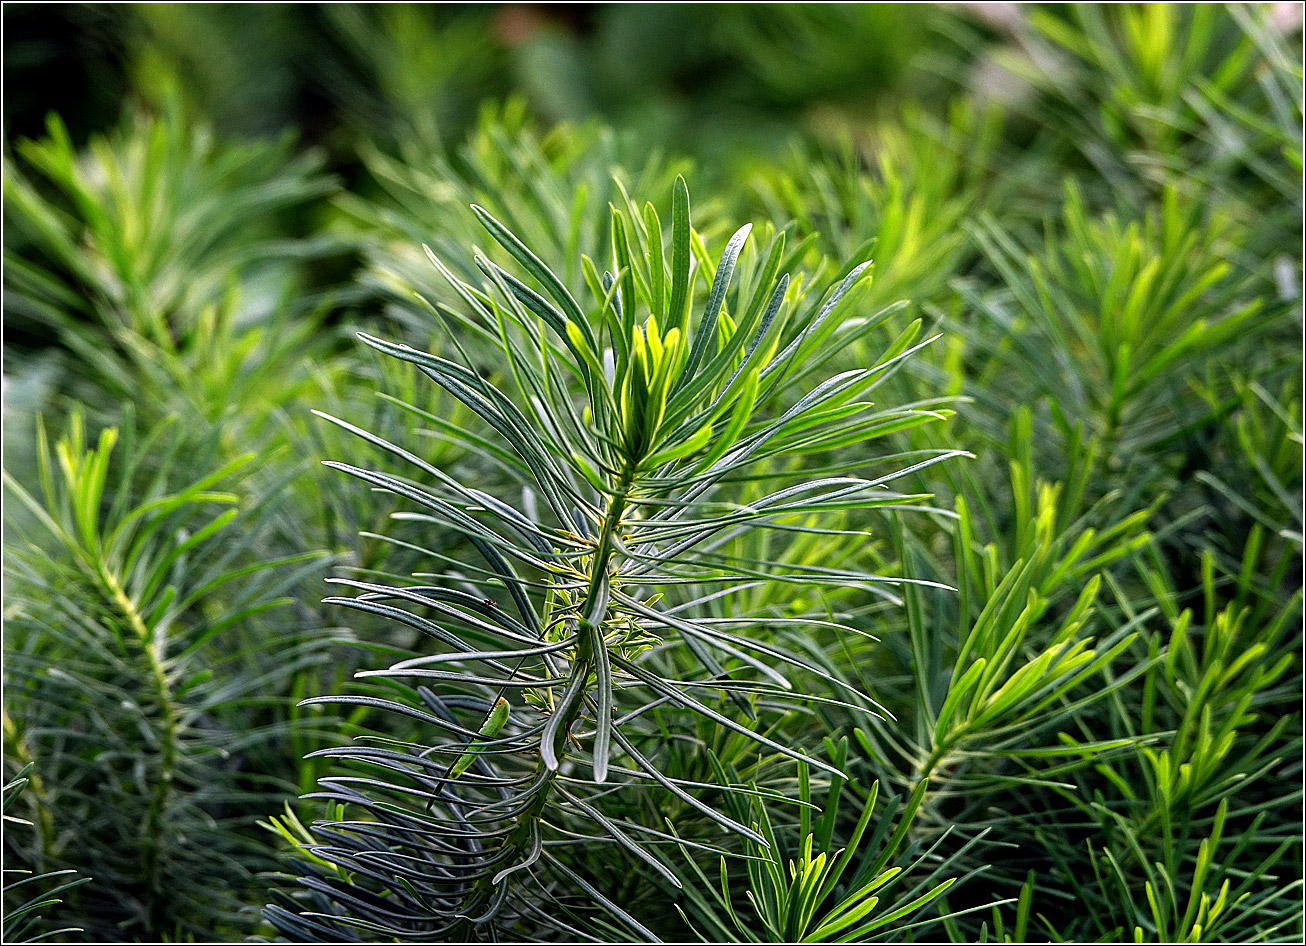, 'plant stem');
2,712,57,864
102,567,179,933
454,471,635,930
